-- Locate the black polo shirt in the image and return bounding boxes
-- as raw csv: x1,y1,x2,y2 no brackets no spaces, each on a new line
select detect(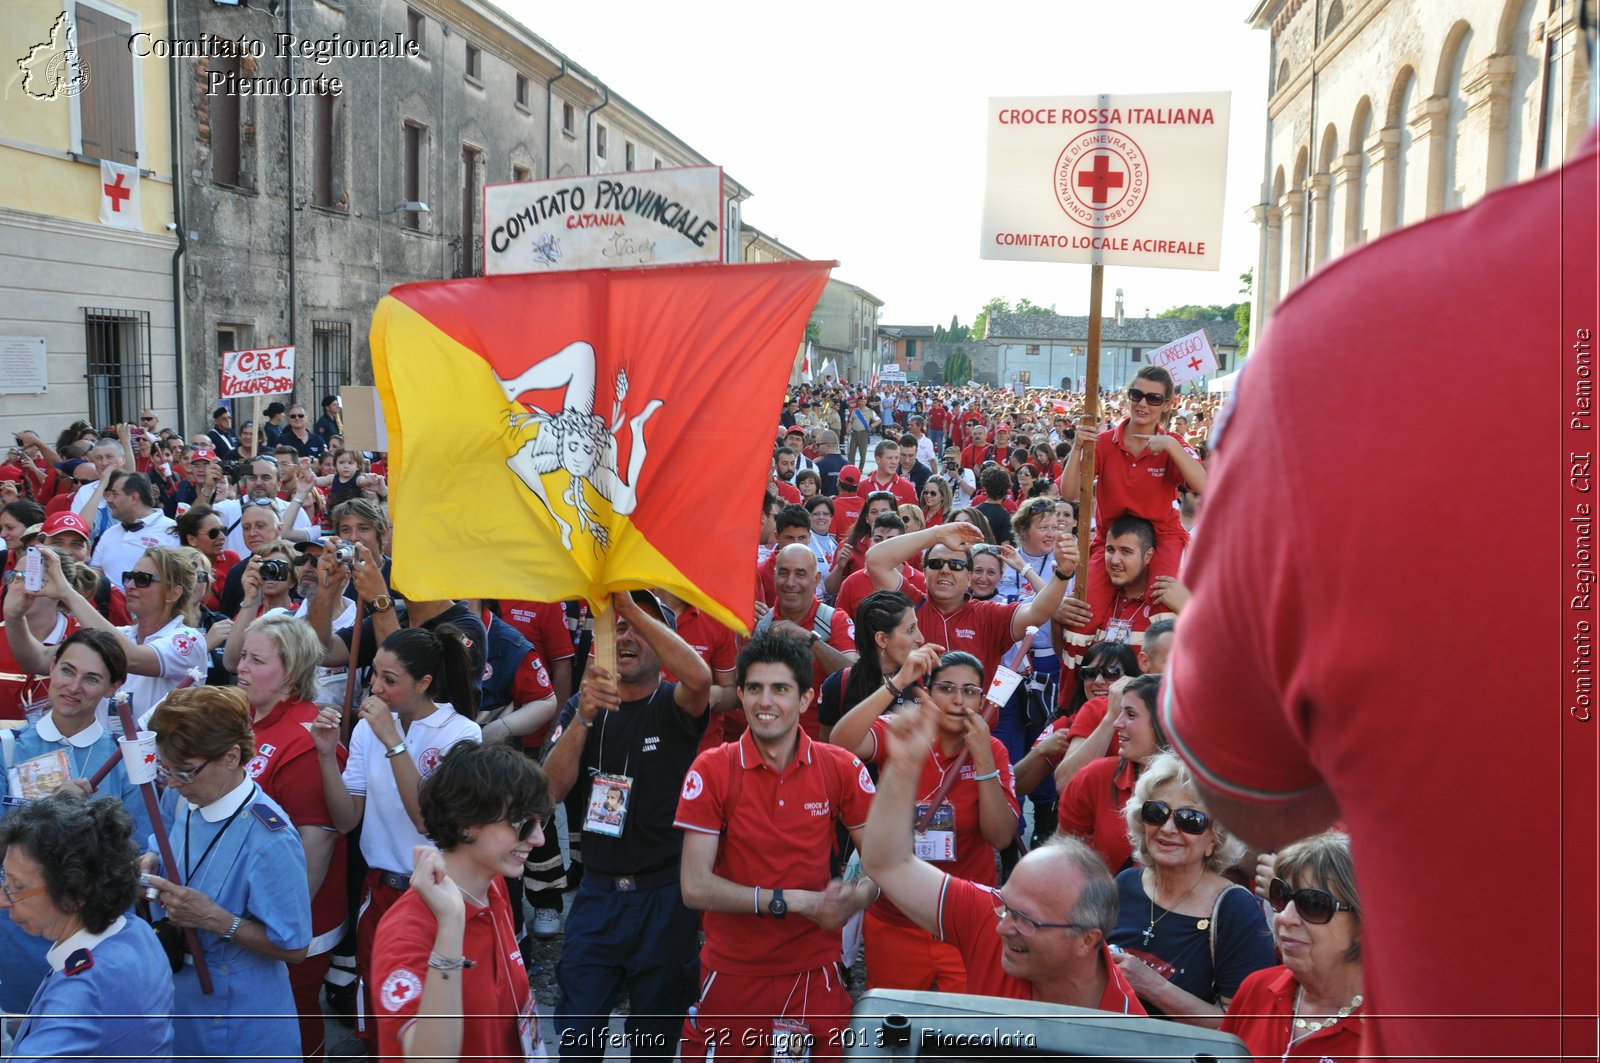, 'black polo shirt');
561,682,706,876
